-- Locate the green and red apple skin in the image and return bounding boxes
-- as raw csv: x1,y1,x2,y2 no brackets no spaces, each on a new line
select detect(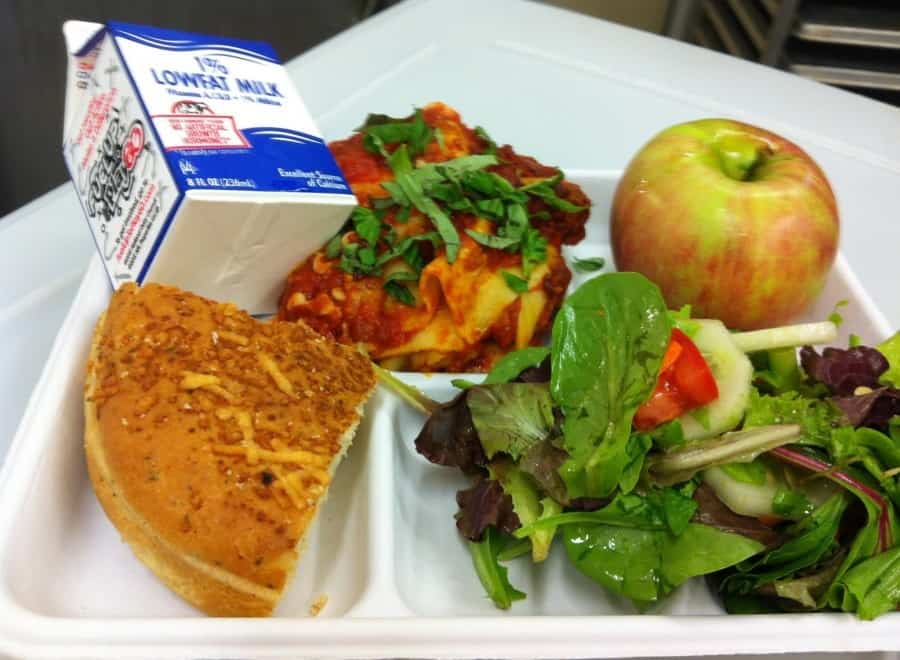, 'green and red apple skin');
610,118,839,330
